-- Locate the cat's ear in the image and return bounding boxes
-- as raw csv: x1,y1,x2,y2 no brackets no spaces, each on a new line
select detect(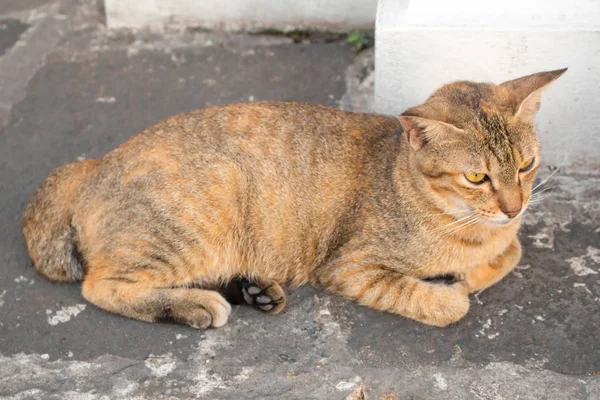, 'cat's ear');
499,68,567,124
398,116,464,151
